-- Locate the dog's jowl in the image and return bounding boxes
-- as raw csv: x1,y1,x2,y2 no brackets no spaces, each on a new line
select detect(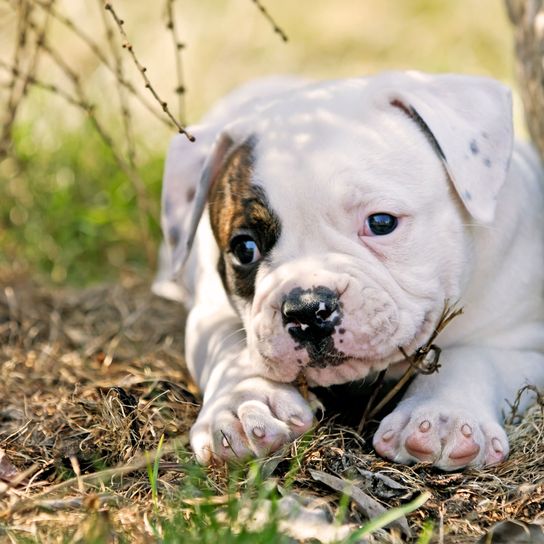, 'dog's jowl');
153,72,544,469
